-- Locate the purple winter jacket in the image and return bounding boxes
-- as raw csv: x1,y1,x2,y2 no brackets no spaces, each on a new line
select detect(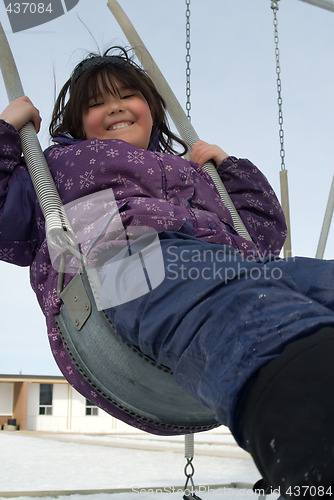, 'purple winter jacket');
0,119,286,426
